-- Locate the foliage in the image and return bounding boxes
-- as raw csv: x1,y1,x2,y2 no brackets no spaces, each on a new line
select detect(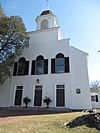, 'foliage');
43,96,52,108
0,5,5,18
0,5,28,84
90,80,100,91
23,97,31,108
